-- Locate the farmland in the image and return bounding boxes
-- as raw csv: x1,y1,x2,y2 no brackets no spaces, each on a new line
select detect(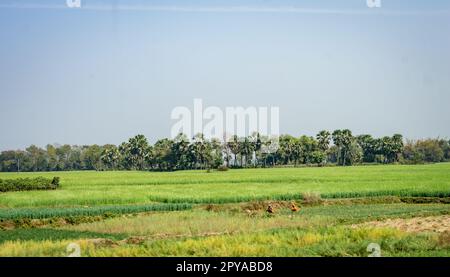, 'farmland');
0,163,449,207
0,163,449,257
